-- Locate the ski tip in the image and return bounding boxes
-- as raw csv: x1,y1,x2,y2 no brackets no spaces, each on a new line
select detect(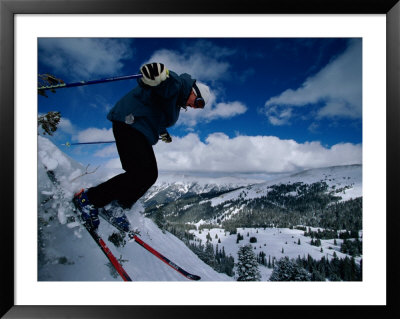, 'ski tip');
188,274,201,281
